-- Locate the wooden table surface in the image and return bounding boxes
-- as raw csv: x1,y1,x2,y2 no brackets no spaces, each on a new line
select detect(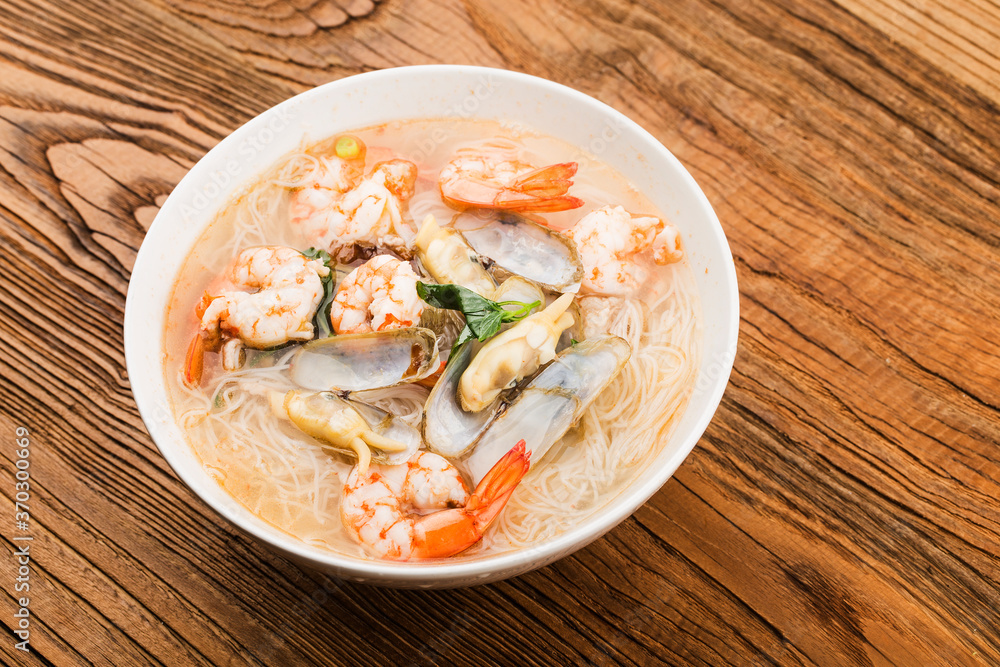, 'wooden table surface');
2,0,999,664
